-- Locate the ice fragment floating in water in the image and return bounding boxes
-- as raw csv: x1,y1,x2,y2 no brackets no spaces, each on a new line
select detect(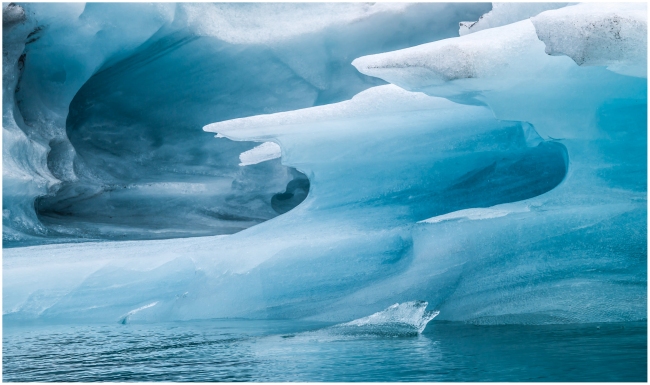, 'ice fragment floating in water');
329,301,439,336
